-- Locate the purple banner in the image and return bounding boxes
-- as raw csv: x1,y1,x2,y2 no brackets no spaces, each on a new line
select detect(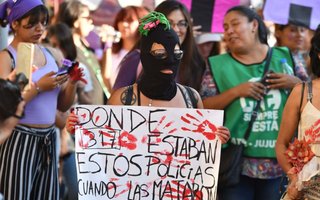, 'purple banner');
263,0,320,30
